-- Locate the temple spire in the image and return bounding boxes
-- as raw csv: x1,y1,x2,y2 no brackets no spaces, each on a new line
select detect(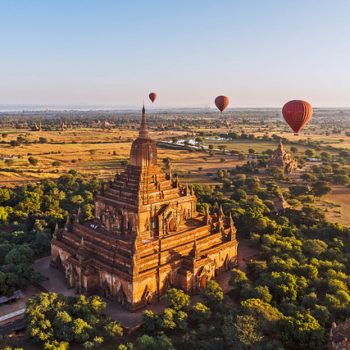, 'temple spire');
278,139,283,151
53,223,59,239
139,104,149,139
